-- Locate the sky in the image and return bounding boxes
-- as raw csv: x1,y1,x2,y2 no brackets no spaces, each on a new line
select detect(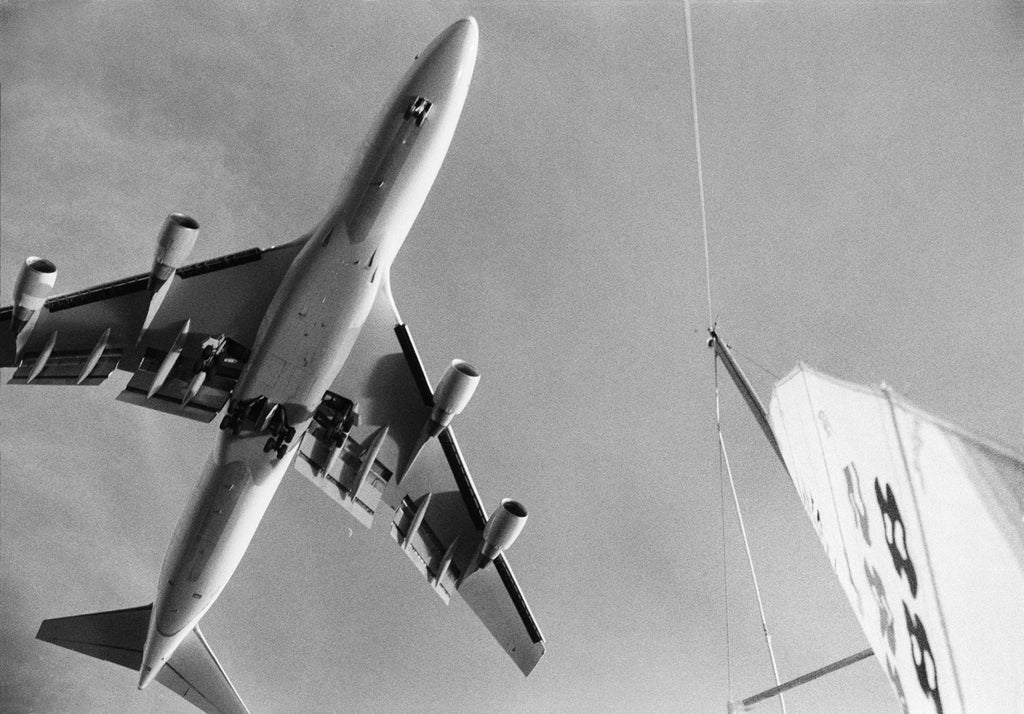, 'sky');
1,2,1021,713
